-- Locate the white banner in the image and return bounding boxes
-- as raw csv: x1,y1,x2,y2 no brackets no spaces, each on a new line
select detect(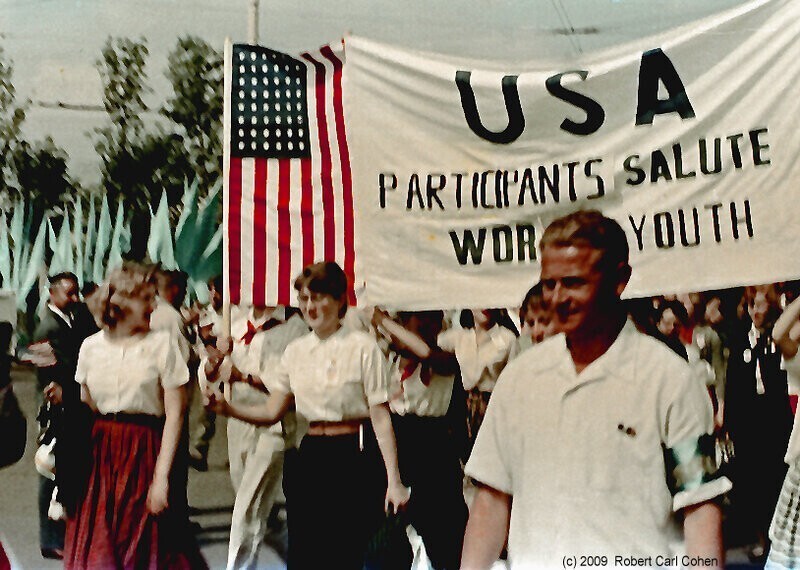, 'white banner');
345,0,800,310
